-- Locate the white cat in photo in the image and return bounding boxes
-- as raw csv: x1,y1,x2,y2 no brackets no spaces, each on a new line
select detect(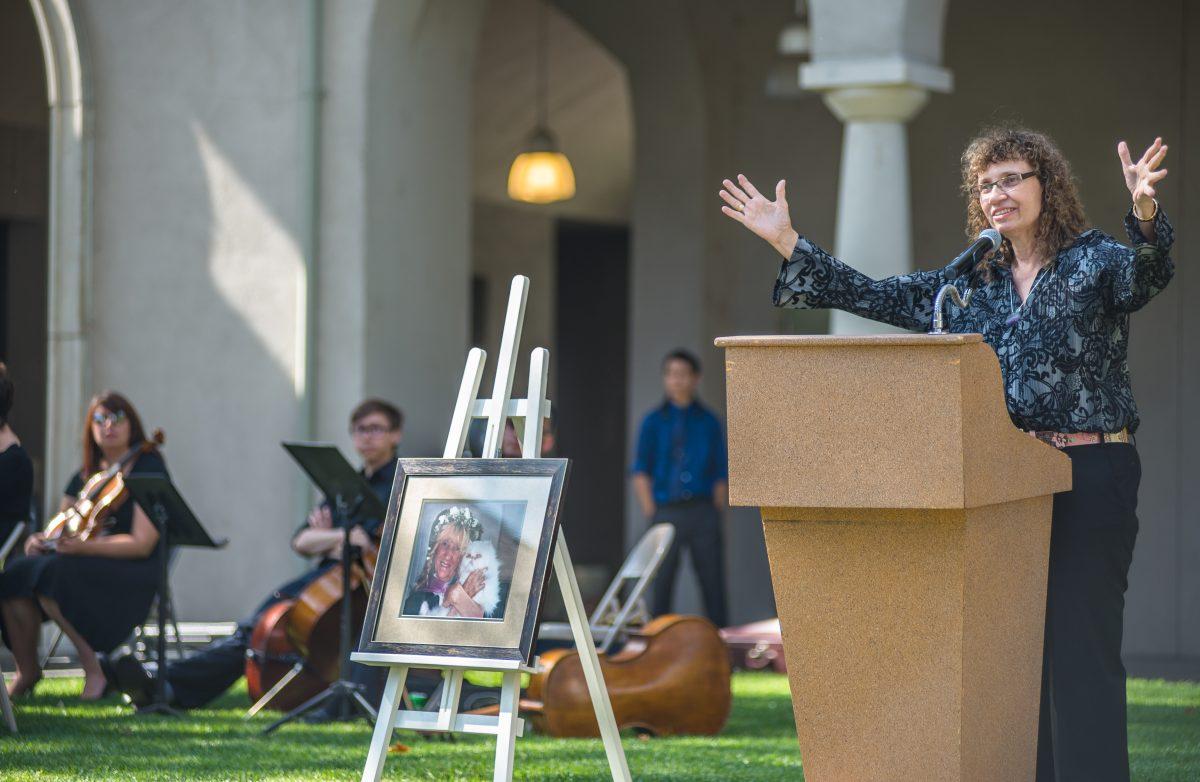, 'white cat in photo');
419,539,502,618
